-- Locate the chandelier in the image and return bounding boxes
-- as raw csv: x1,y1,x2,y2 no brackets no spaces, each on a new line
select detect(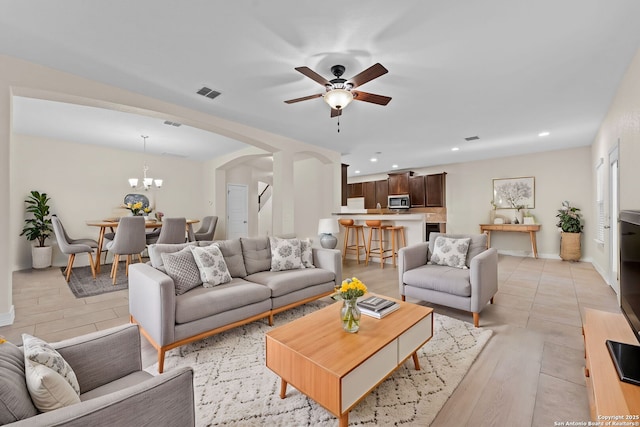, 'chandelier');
128,135,163,191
